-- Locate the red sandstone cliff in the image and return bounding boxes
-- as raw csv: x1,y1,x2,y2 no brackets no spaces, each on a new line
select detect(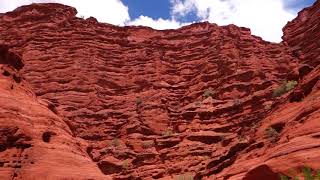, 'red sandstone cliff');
0,1,319,180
